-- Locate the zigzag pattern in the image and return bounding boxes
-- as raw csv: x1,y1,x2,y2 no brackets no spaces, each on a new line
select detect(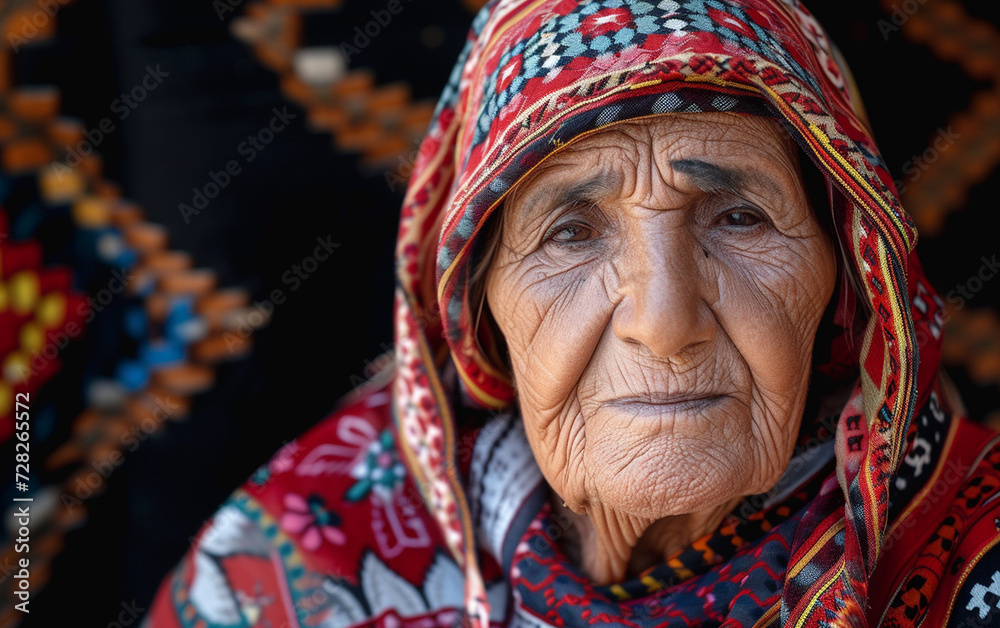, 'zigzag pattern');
0,8,264,625
230,0,435,174
880,0,1000,237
